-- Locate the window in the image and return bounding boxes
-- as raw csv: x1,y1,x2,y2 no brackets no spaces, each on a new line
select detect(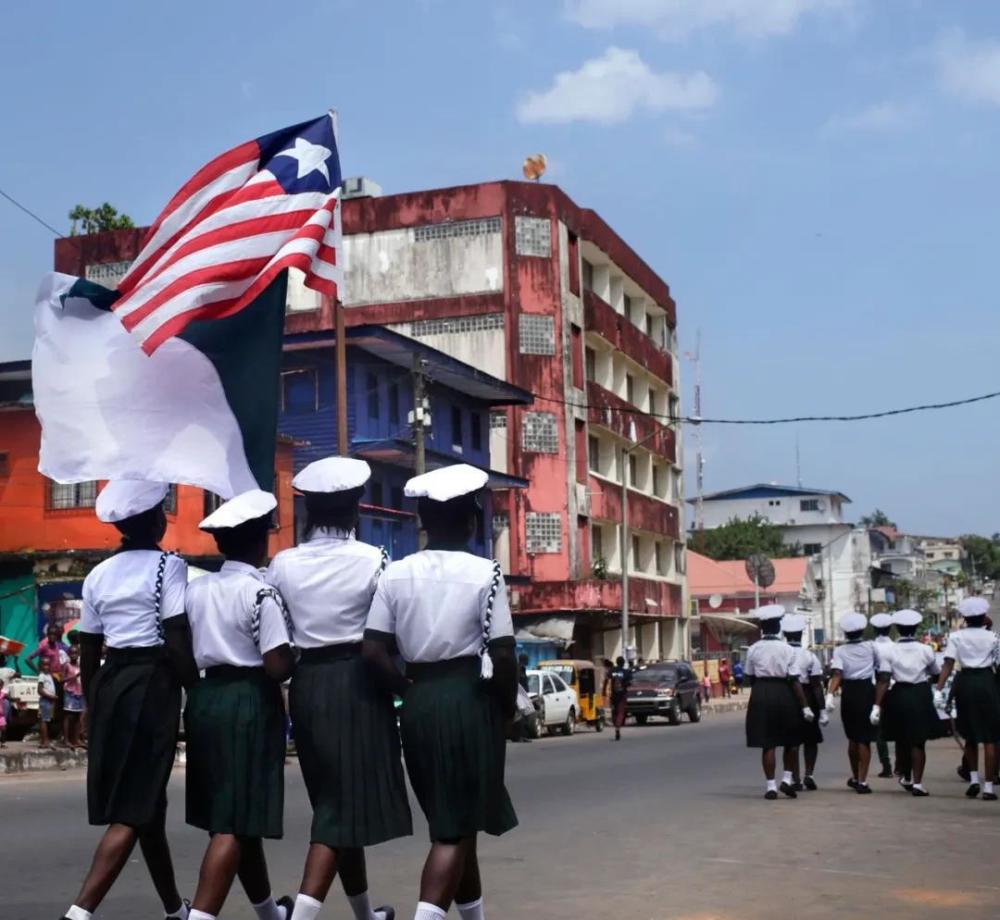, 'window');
632,535,641,570
521,412,559,453
623,293,633,317
800,499,820,512
0,452,8,477
526,512,562,554
568,232,580,295
574,420,587,484
490,411,507,430
514,216,551,257
388,382,400,426
626,374,635,405
803,543,823,556
674,543,686,575
366,373,379,420
281,369,318,414
570,325,583,389
203,491,224,518
414,216,501,242
588,435,601,472
585,347,597,382
49,481,97,509
582,259,594,292
451,406,463,451
519,314,556,355
652,465,663,497
163,484,178,515
646,314,654,338
471,413,483,452
370,481,384,507
629,454,638,487
656,542,667,576
411,314,504,337
592,525,603,561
